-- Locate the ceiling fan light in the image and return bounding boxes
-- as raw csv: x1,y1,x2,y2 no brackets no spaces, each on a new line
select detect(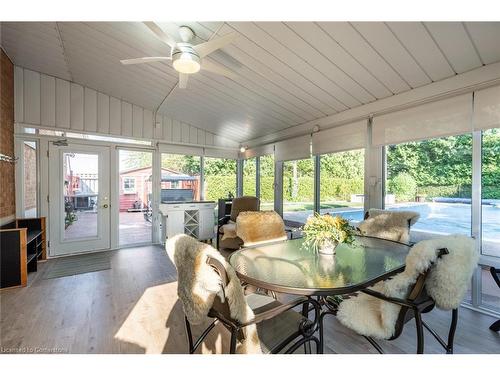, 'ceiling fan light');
172,52,201,74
